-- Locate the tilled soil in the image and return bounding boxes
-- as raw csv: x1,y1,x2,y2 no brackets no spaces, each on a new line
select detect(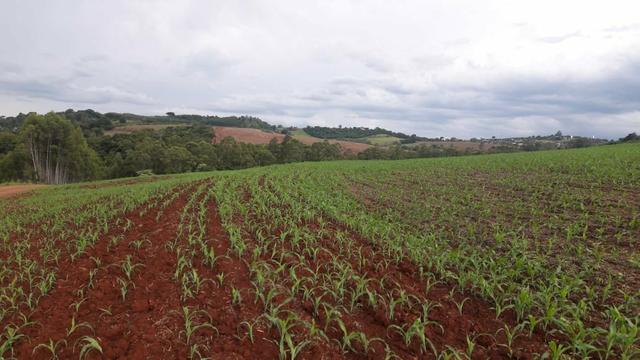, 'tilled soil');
0,184,46,198
10,181,550,359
